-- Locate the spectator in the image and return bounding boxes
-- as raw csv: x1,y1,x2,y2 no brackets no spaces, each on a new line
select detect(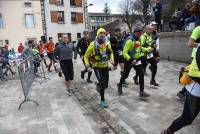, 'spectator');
18,43,25,53
190,1,200,26
180,3,191,30
169,7,182,32
1,47,15,76
153,0,162,32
